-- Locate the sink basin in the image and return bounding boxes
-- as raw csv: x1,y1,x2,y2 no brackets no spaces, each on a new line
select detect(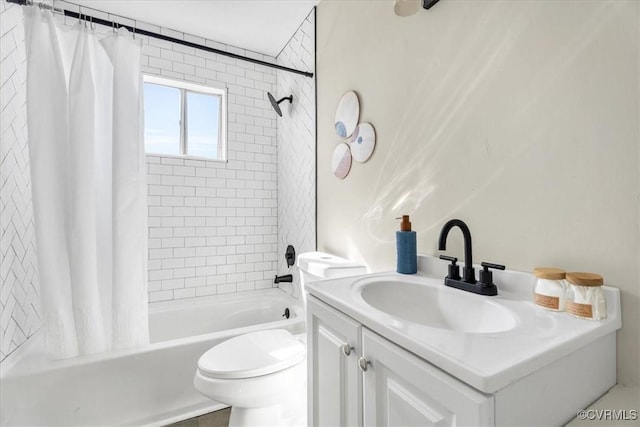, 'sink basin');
357,278,517,334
